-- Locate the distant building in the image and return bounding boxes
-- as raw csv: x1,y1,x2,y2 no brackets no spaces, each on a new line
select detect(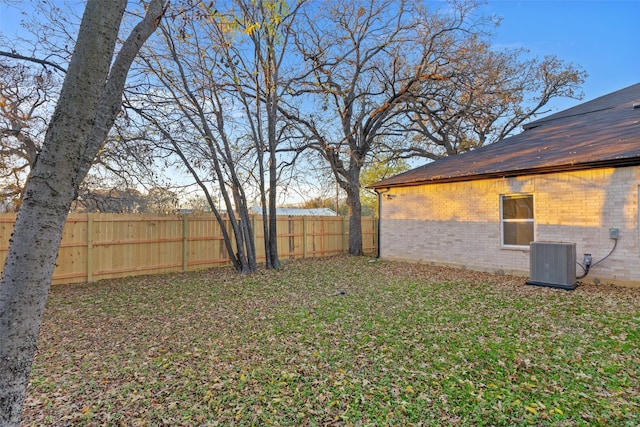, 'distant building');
176,209,195,215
